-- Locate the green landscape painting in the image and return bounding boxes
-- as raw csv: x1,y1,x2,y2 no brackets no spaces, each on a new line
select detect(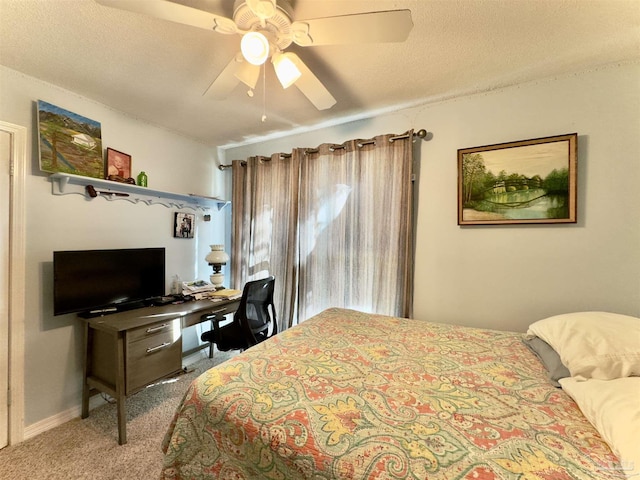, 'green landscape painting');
37,100,103,178
458,134,577,225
